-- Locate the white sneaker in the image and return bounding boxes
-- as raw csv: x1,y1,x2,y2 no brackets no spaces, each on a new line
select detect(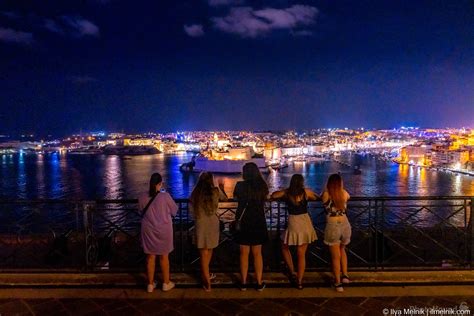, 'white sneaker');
335,283,344,292
162,281,175,292
147,281,157,293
